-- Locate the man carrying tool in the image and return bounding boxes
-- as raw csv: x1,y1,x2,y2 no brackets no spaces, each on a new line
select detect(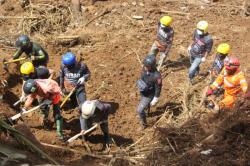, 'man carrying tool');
208,43,230,82
149,16,174,71
136,55,162,129
59,52,90,109
188,21,213,84
206,56,248,112
80,100,112,149
11,35,49,67
23,79,64,140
